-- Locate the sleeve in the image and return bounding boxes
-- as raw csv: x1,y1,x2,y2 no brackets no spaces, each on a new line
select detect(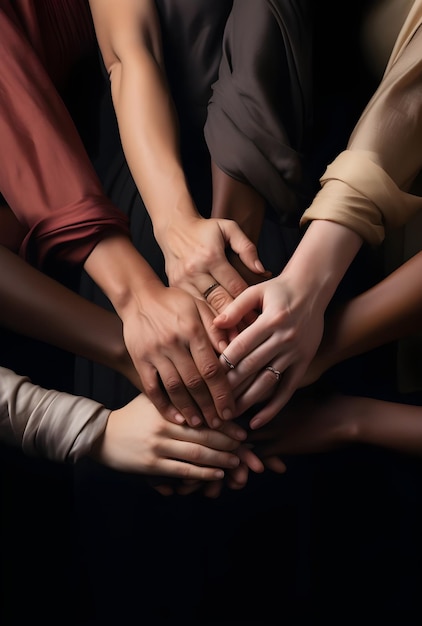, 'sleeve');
0,366,110,463
204,0,313,223
0,4,130,271
300,3,422,245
